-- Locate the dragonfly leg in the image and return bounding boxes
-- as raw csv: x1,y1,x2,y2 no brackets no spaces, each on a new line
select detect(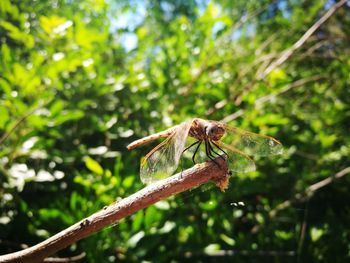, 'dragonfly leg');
208,141,225,161
179,143,200,179
191,141,202,164
205,140,220,167
182,140,201,165
183,140,200,154
204,140,213,157
211,141,229,158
